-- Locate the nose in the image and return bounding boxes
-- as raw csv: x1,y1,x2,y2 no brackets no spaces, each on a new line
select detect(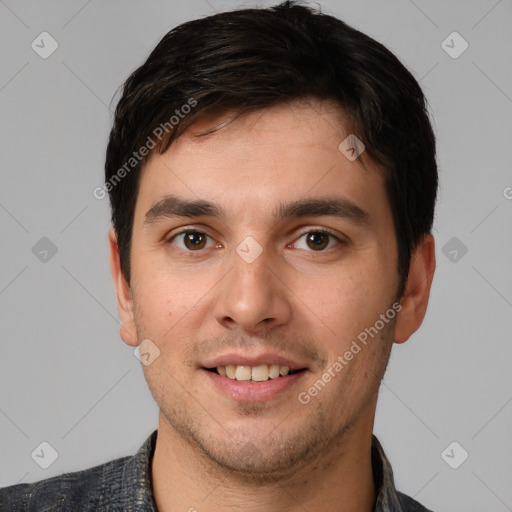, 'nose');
213,244,292,334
